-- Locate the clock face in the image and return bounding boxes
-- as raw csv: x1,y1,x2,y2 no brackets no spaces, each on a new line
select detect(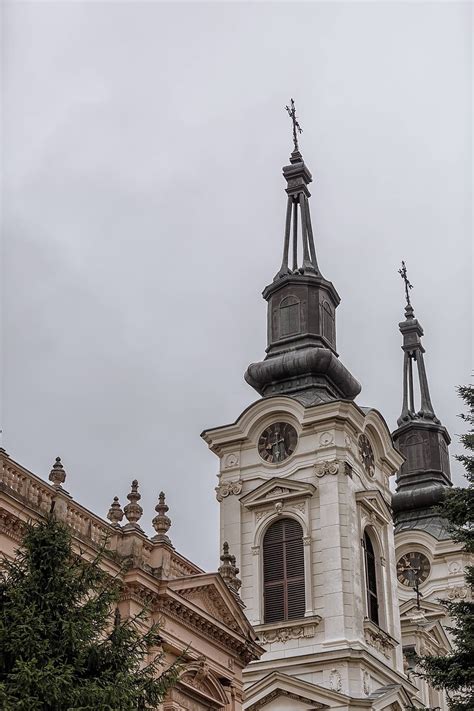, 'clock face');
258,422,298,464
397,552,431,587
358,434,375,477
